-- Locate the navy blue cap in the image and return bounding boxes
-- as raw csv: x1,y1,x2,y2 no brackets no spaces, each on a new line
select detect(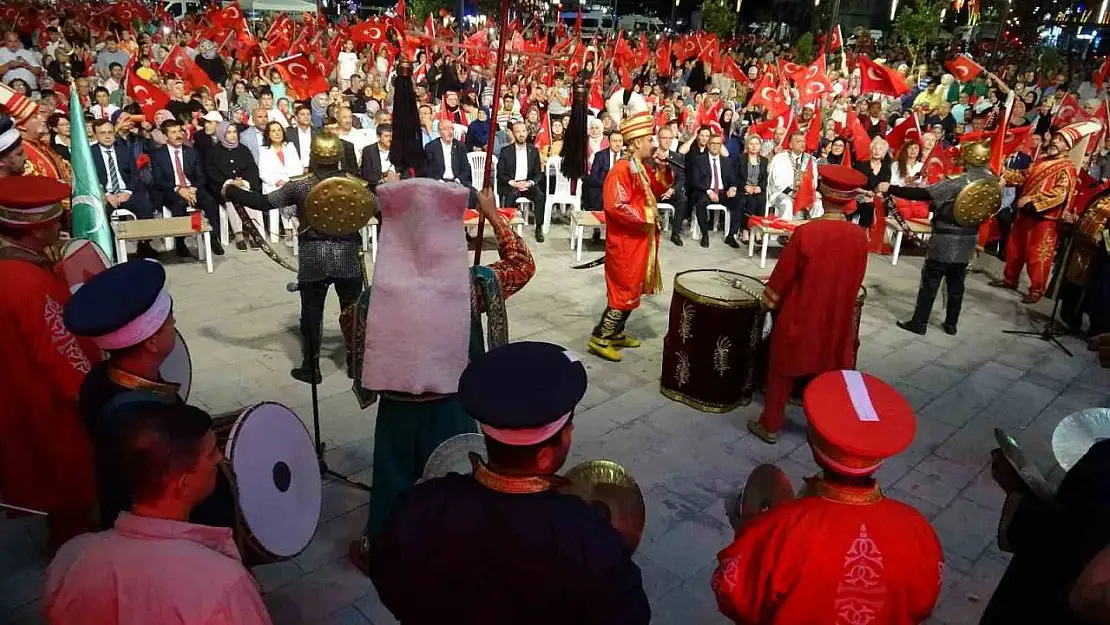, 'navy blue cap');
460,341,587,444
64,260,167,345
